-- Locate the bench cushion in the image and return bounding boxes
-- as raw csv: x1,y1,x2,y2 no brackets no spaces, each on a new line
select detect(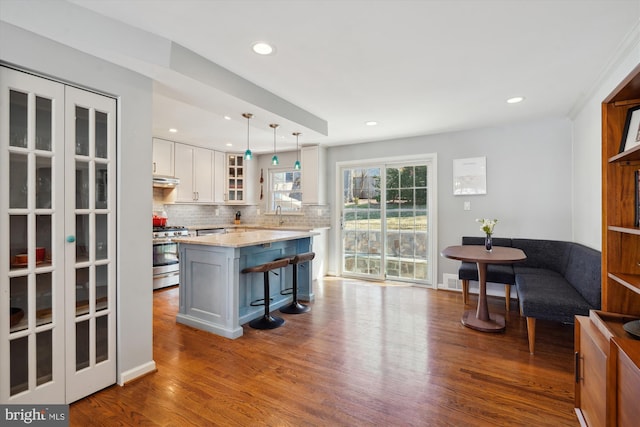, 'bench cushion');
516,273,592,324
459,262,515,285
511,238,572,275
564,243,601,308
